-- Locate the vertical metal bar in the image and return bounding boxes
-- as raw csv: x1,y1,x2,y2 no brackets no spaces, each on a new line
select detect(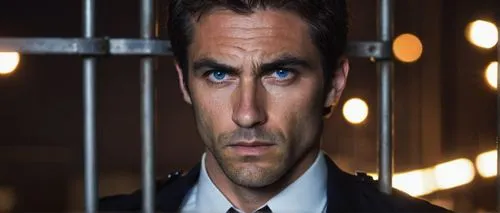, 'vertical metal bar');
83,0,97,212
377,0,394,194
496,20,500,213
140,0,156,212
